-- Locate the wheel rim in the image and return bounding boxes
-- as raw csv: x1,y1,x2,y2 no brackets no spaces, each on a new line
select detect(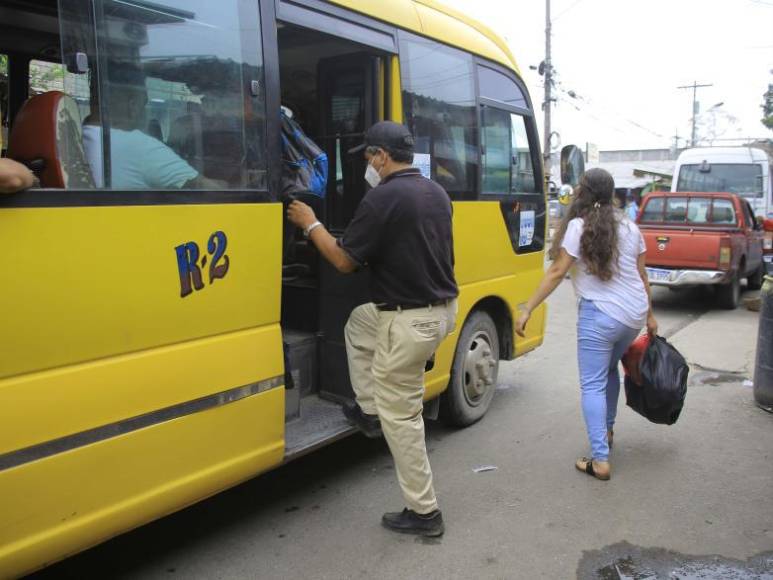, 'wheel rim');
461,330,497,406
